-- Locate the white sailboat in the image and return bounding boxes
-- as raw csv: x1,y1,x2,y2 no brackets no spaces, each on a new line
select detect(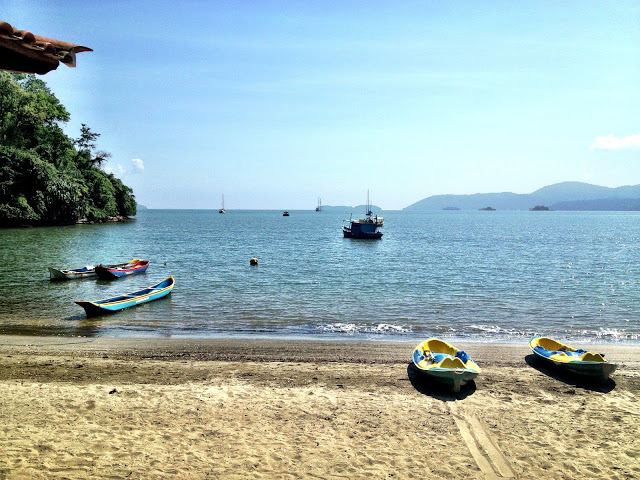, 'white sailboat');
219,194,225,214
315,197,323,212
